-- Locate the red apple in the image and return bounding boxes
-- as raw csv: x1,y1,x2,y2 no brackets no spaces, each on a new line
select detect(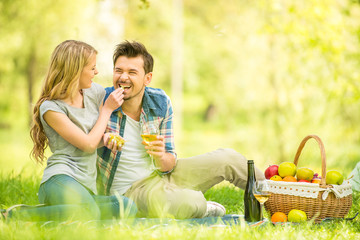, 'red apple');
298,179,310,183
265,165,279,179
